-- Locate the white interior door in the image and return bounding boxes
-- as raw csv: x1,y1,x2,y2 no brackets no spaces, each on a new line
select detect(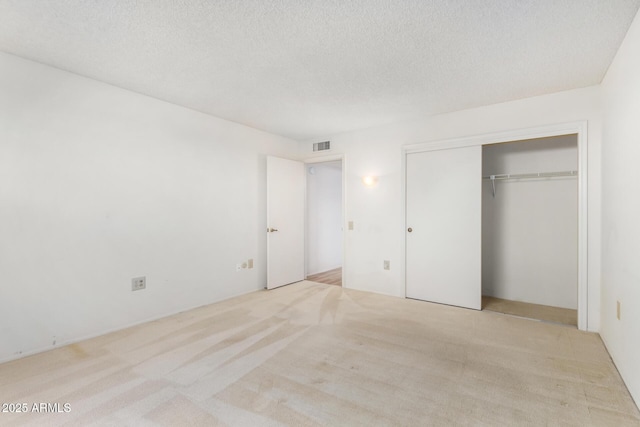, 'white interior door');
406,146,482,310
267,156,305,289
